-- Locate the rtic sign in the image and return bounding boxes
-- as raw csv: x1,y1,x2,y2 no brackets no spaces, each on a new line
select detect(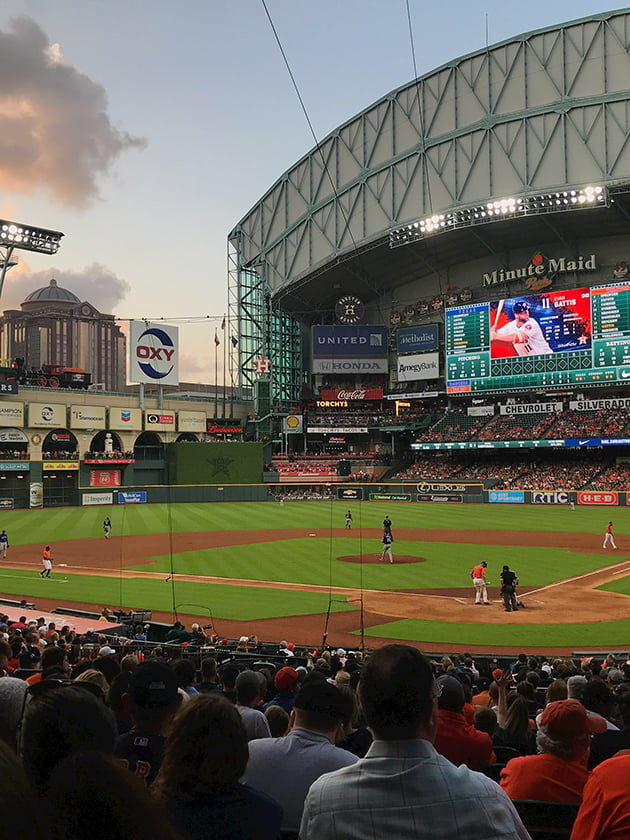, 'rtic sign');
531,491,571,504
578,491,618,505
321,388,383,401
129,321,179,386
